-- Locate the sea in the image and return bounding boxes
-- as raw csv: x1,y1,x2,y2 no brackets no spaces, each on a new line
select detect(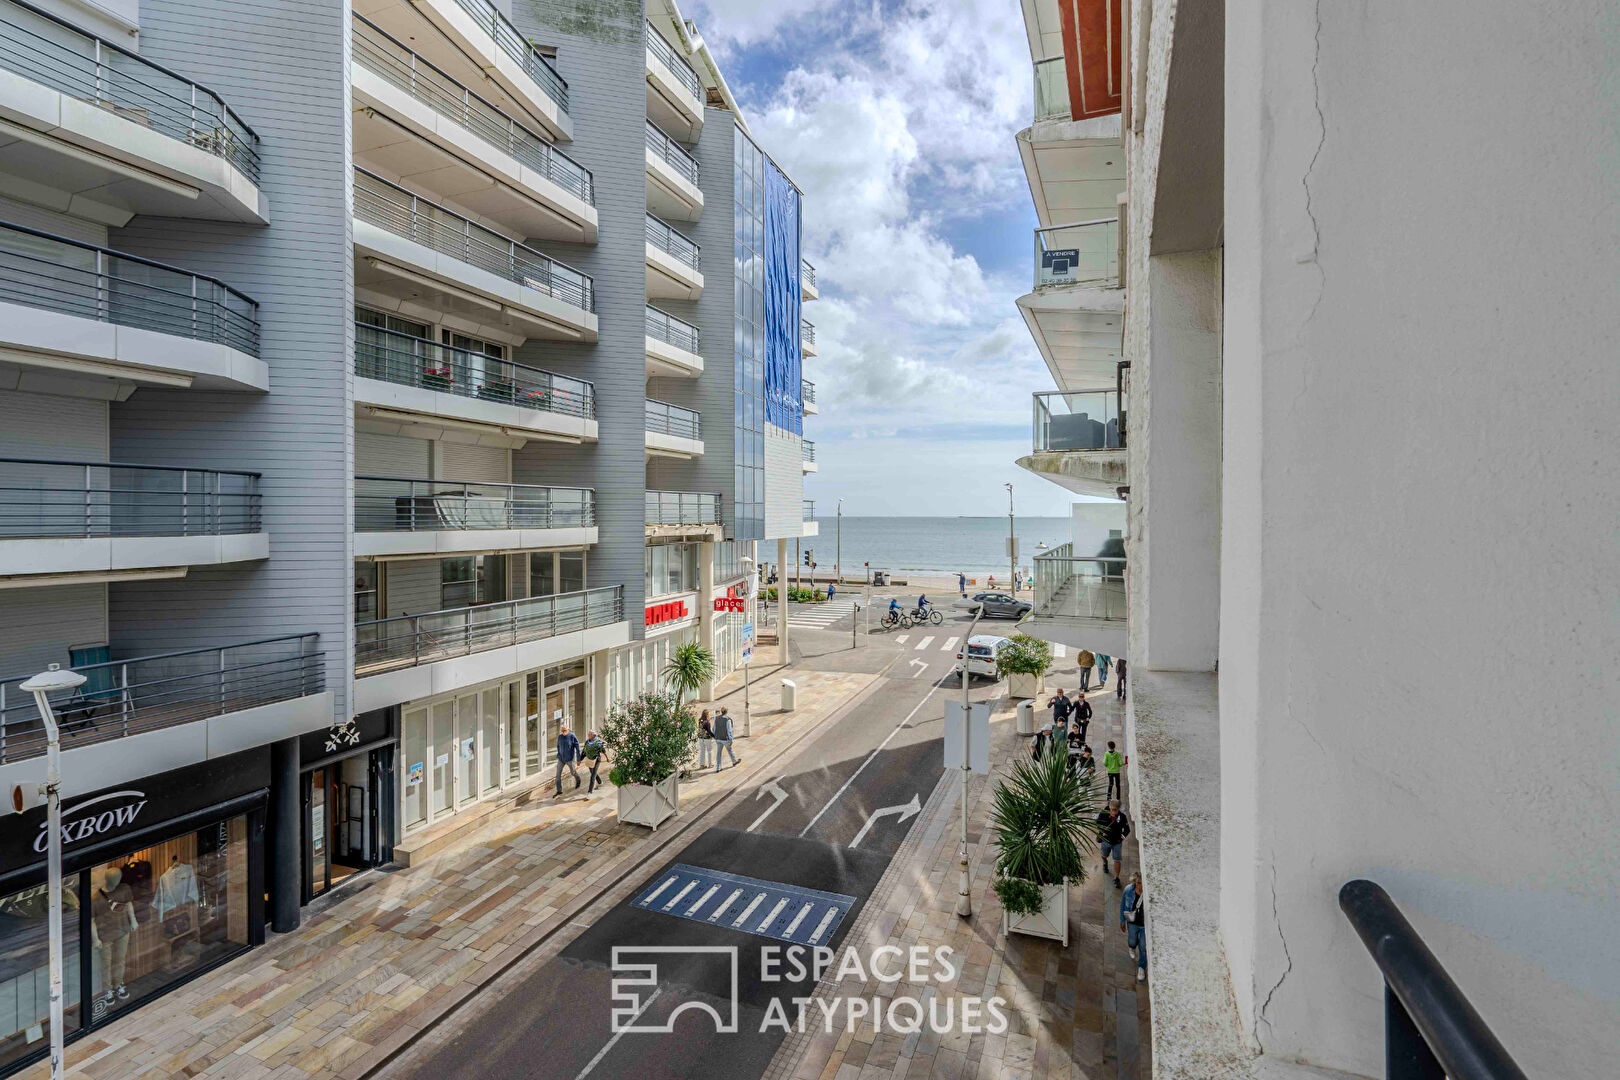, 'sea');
797,516,1070,577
